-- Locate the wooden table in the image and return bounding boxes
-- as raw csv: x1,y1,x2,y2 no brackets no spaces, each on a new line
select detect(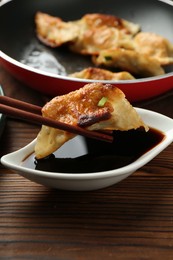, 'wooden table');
0,65,173,260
